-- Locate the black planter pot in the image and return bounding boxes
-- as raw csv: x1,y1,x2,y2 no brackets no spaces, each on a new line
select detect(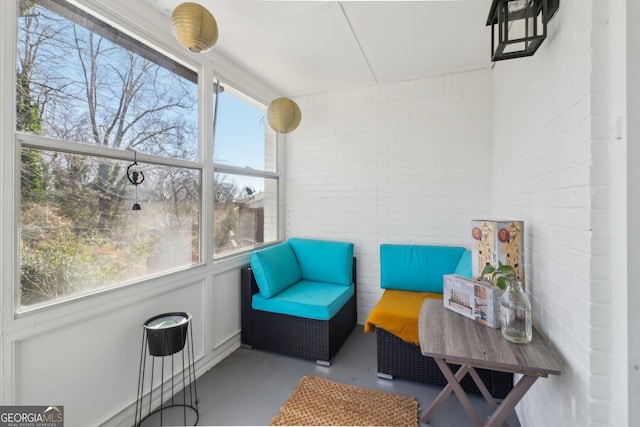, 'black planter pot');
144,312,191,356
